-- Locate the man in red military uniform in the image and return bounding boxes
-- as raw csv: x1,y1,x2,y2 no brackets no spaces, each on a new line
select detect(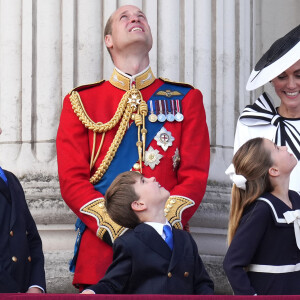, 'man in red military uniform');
56,4,210,290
